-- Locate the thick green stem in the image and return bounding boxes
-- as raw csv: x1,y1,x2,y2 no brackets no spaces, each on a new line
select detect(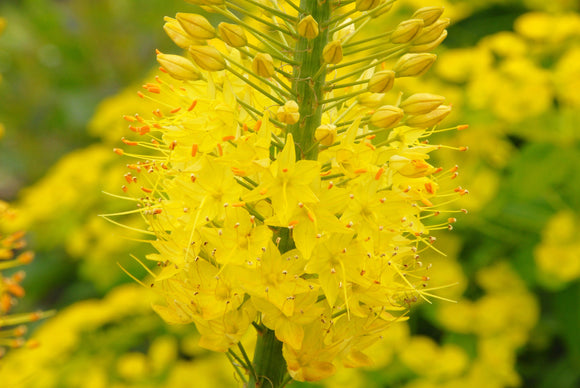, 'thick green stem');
288,0,331,160
248,328,287,388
